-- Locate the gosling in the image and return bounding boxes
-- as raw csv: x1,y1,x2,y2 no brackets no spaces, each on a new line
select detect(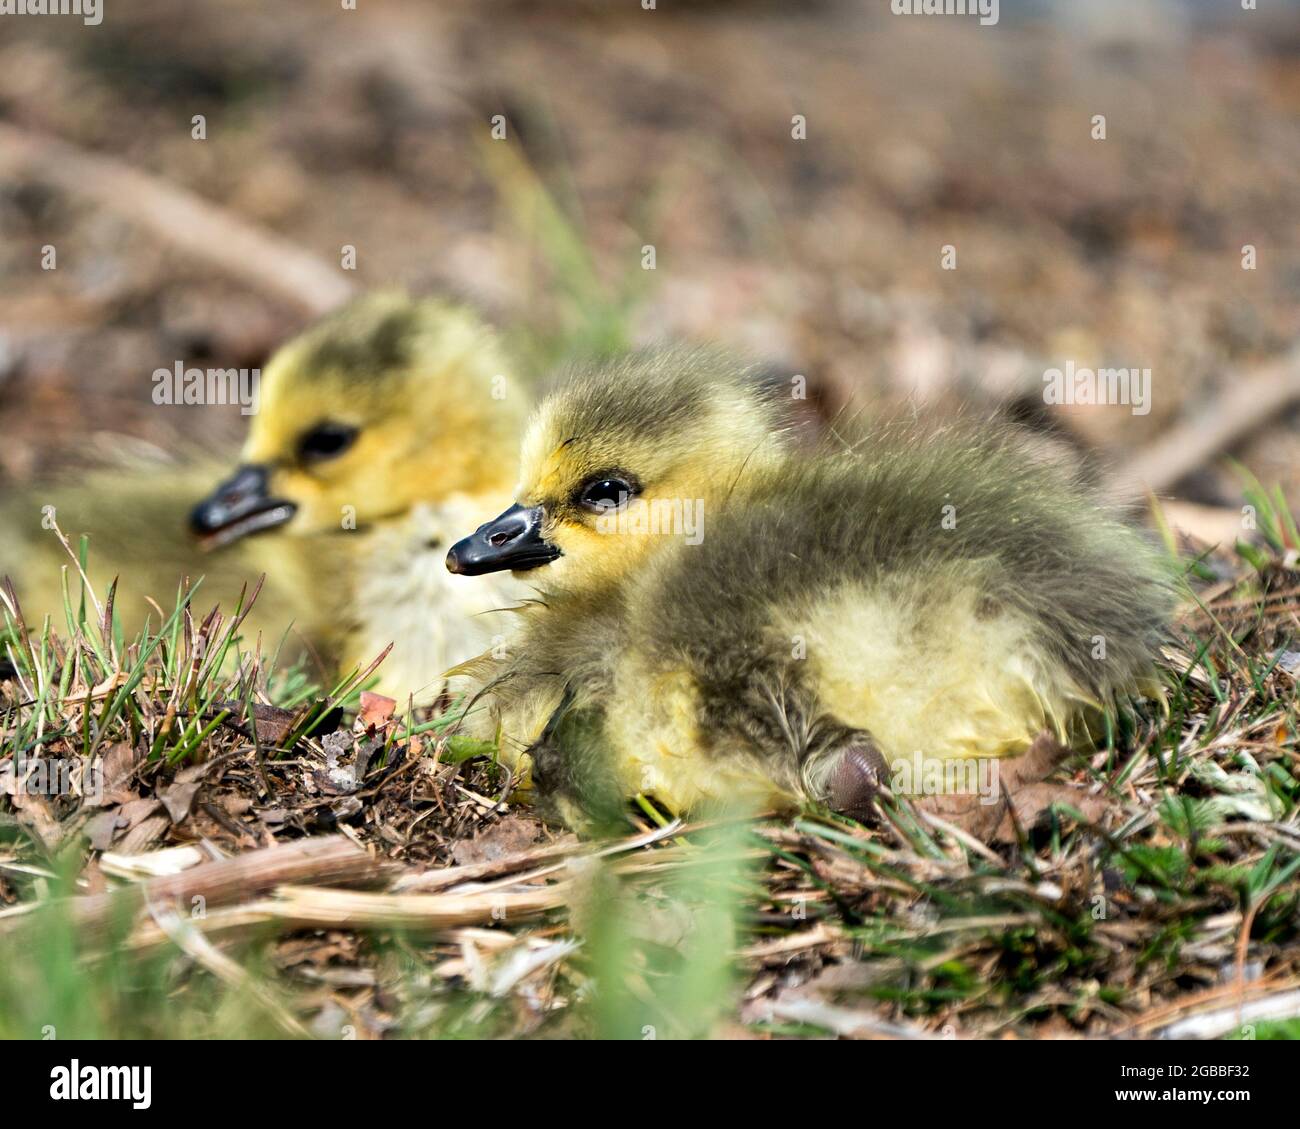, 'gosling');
189,291,531,700
446,348,1173,827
